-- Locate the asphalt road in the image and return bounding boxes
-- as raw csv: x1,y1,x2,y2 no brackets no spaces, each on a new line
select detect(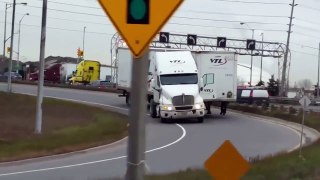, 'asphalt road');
0,83,307,180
